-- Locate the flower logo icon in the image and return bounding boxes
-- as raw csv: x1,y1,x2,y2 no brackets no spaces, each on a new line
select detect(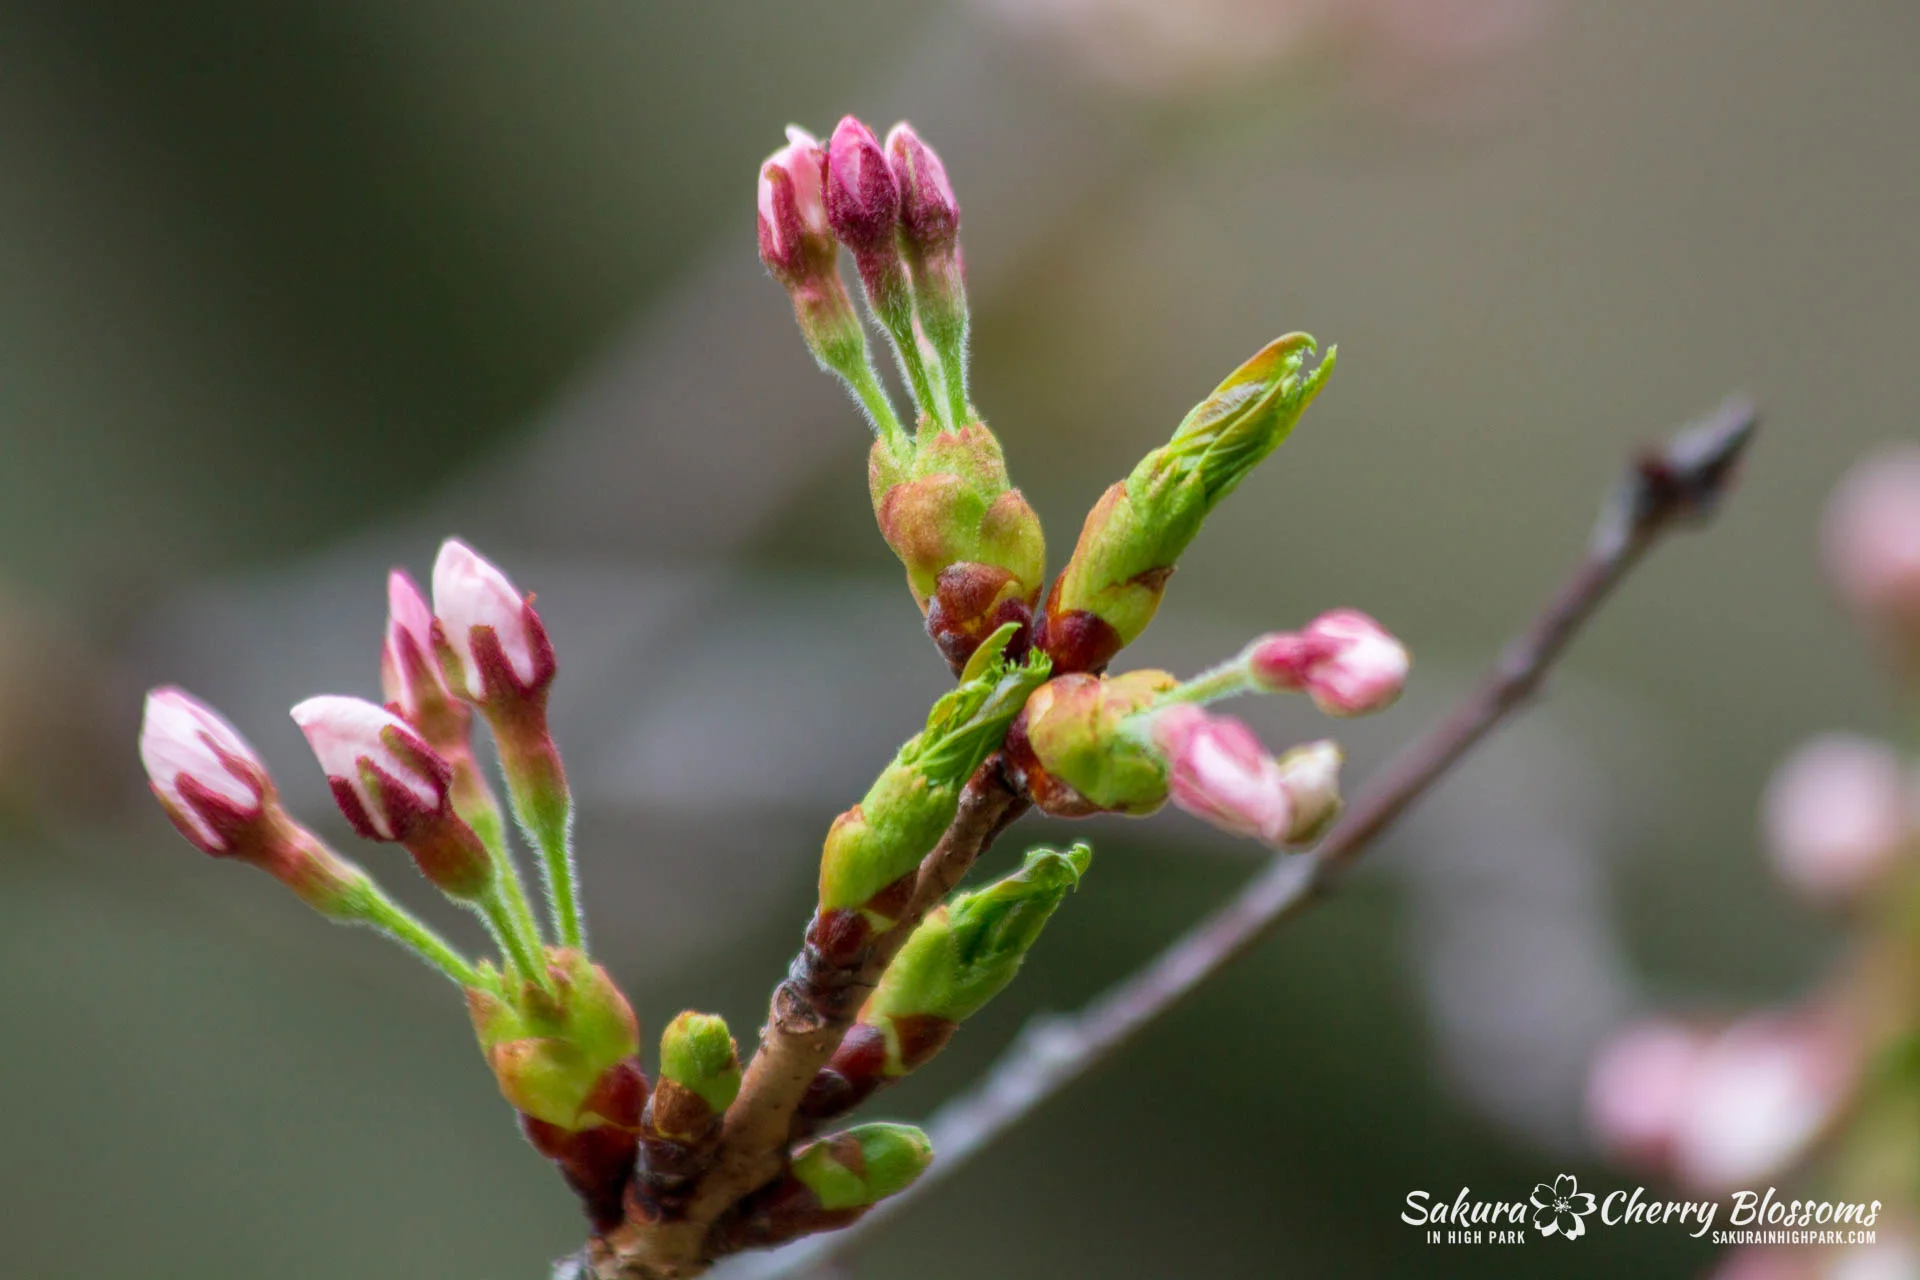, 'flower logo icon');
1530,1174,1598,1240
